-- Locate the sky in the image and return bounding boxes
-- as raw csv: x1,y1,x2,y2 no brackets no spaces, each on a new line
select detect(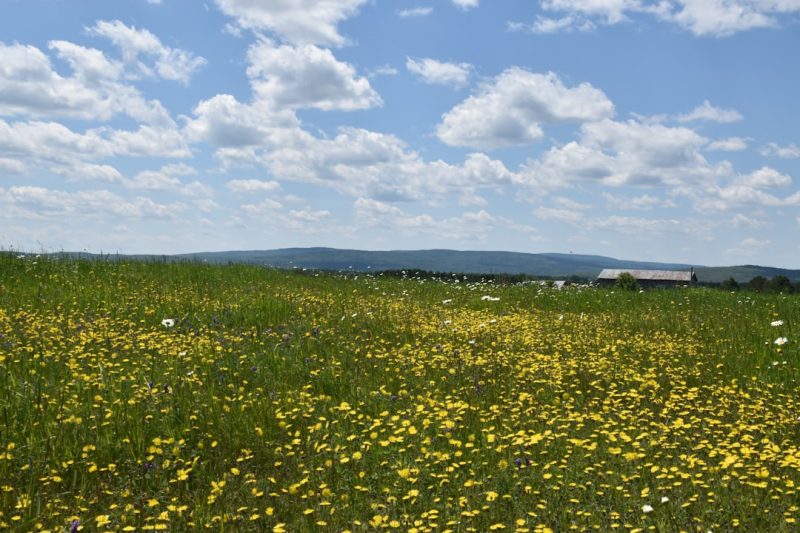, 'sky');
1,0,799,267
